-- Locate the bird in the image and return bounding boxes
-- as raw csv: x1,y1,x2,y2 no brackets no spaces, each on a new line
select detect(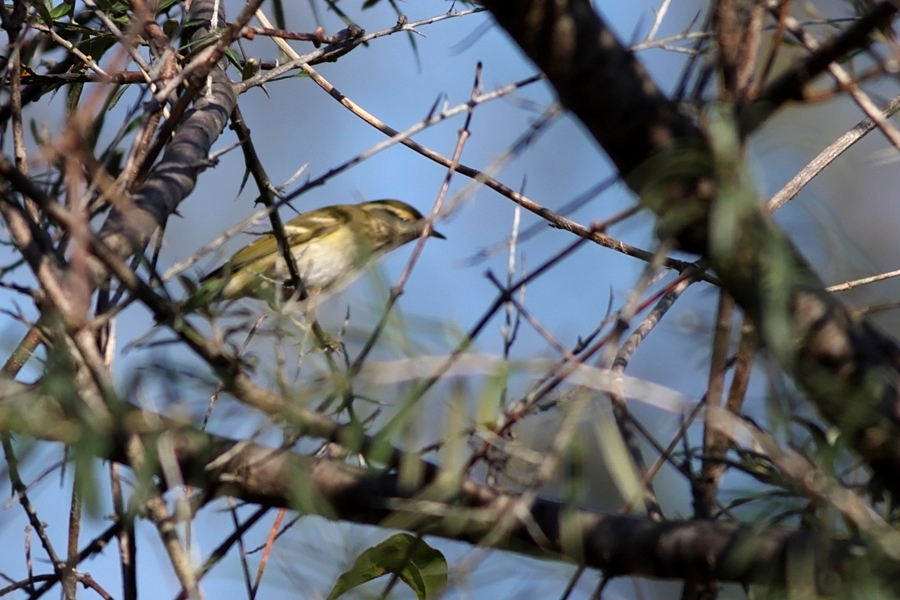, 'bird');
183,199,444,310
